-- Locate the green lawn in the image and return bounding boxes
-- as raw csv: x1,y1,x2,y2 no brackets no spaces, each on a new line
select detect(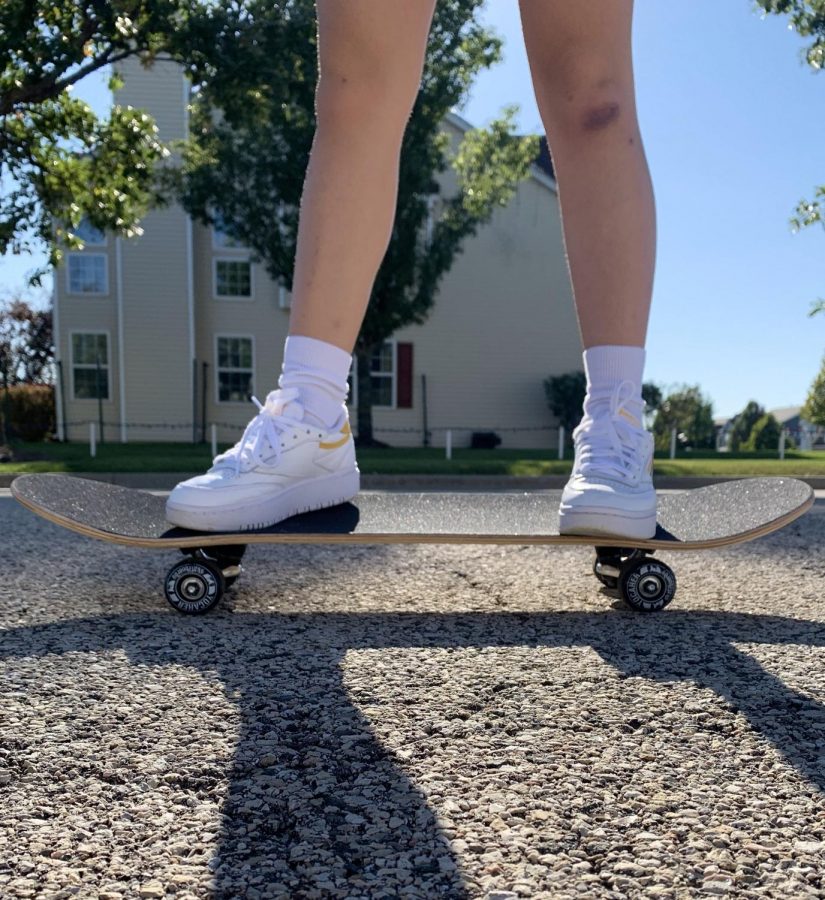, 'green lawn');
2,441,825,477
1,441,223,474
